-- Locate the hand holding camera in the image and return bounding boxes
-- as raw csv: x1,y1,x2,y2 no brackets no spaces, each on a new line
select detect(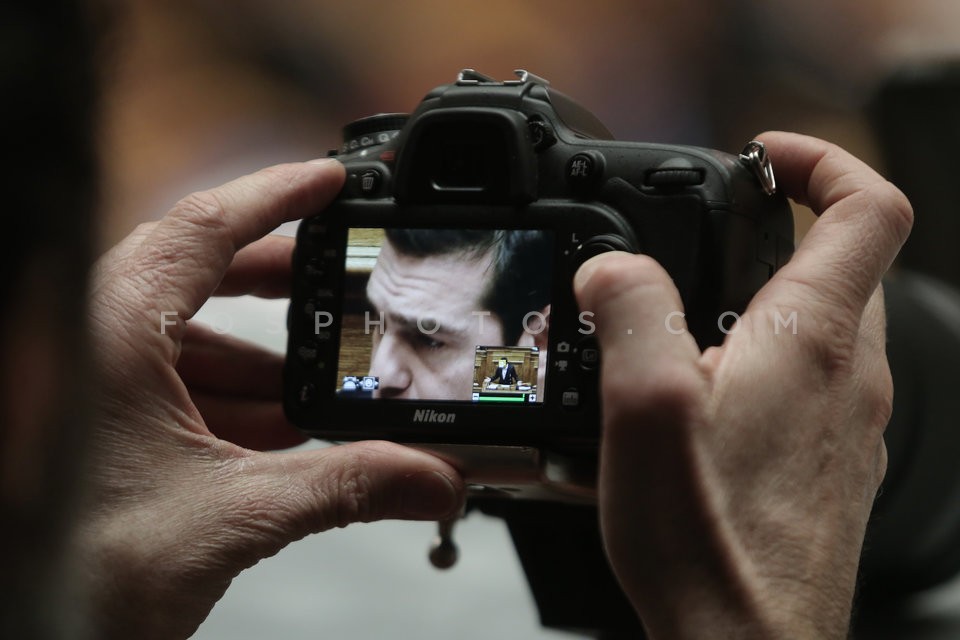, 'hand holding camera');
583,131,911,638
81,160,465,639
79,70,911,639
